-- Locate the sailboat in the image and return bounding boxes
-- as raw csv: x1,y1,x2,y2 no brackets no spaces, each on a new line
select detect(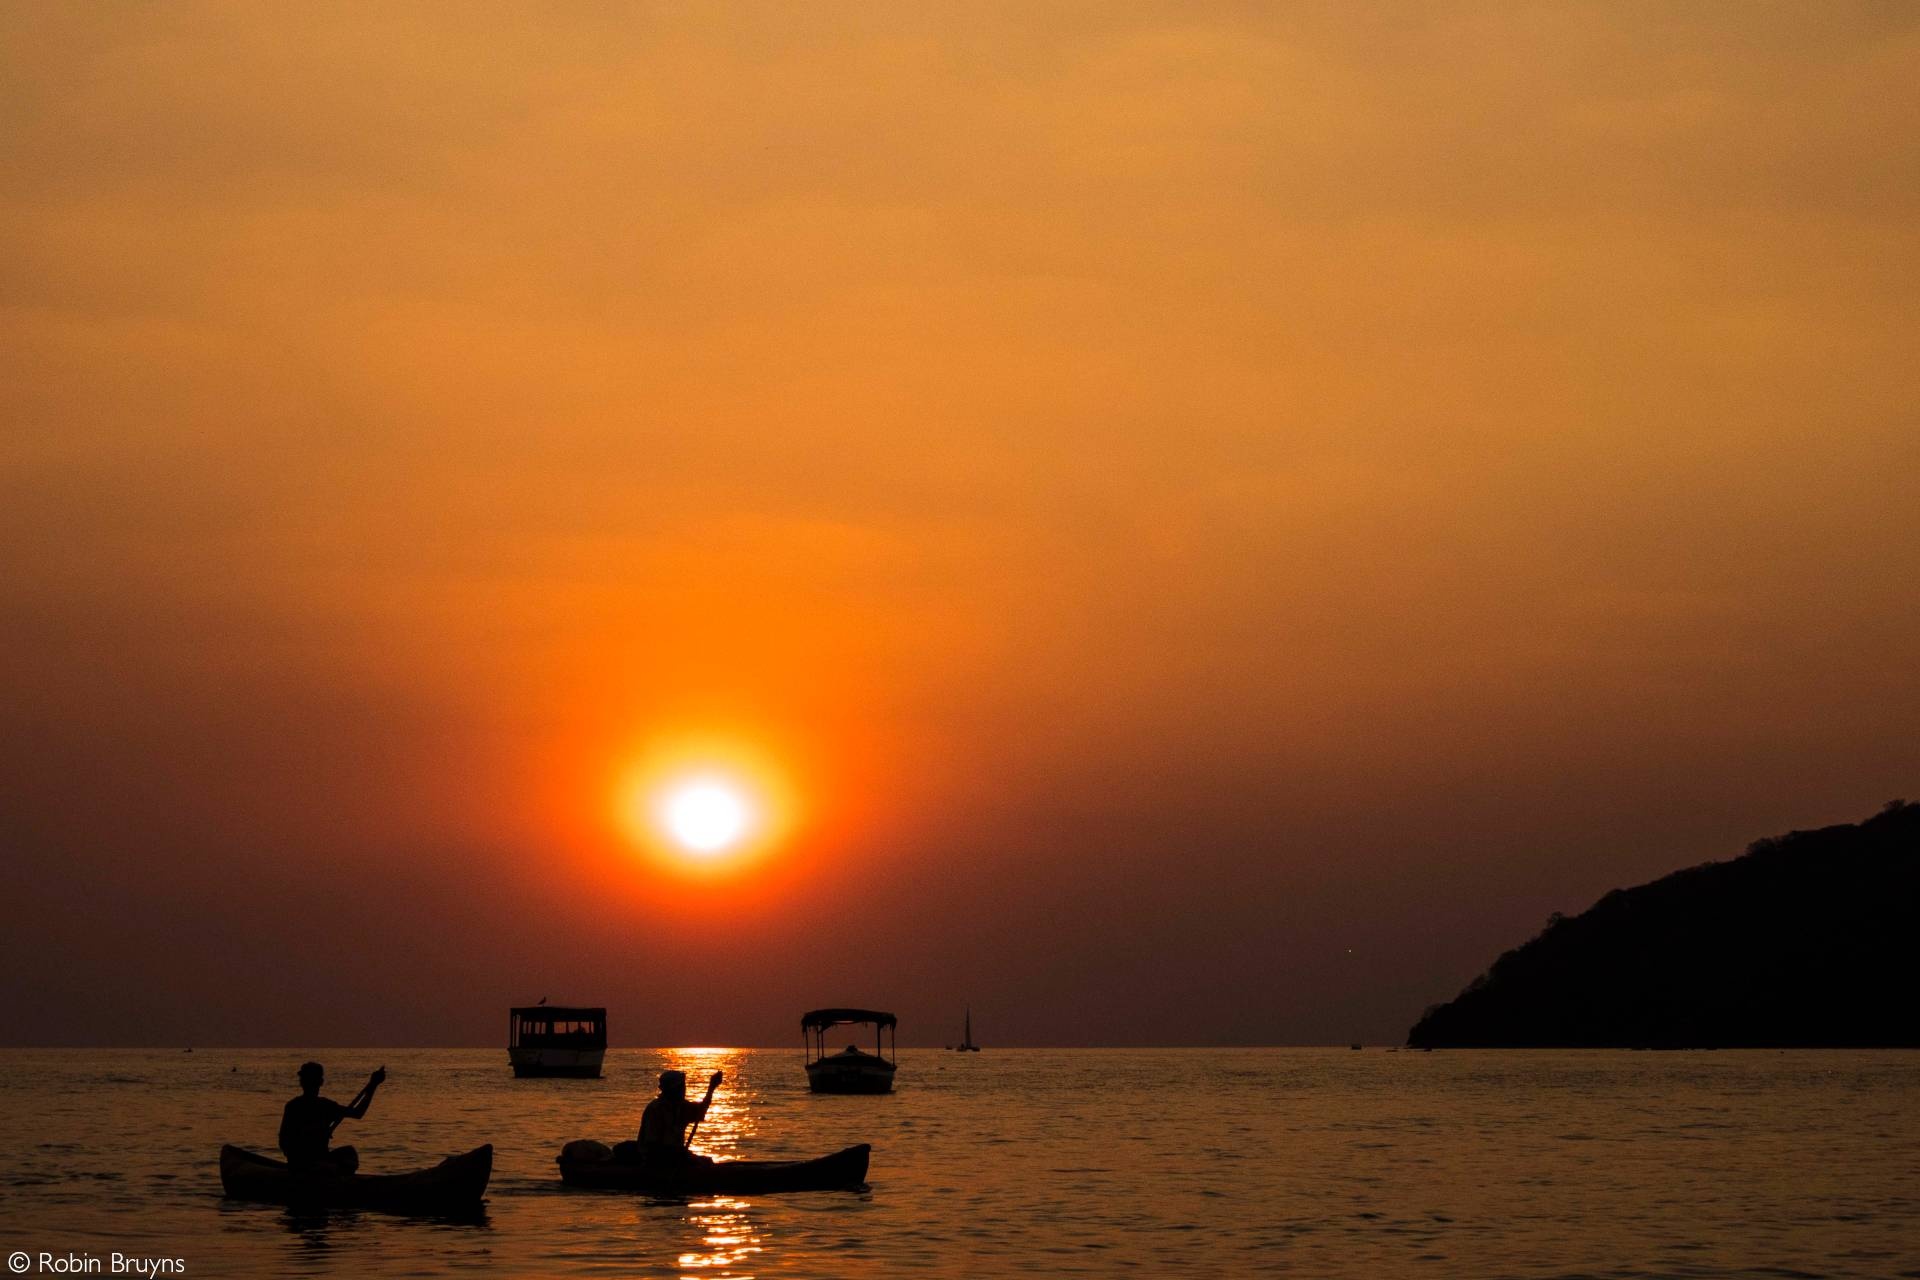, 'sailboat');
950,1007,981,1052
